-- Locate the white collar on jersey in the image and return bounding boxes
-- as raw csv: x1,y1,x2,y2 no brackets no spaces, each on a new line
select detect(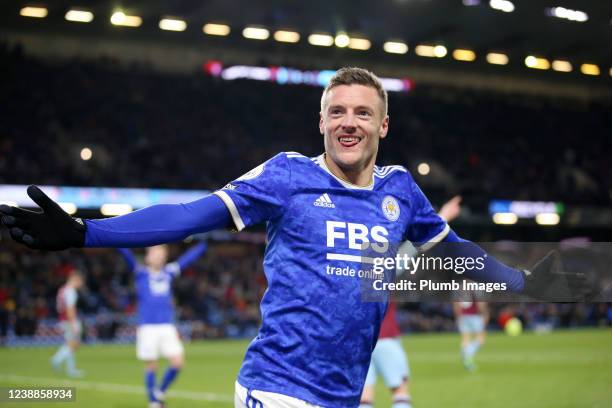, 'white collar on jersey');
315,153,375,190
